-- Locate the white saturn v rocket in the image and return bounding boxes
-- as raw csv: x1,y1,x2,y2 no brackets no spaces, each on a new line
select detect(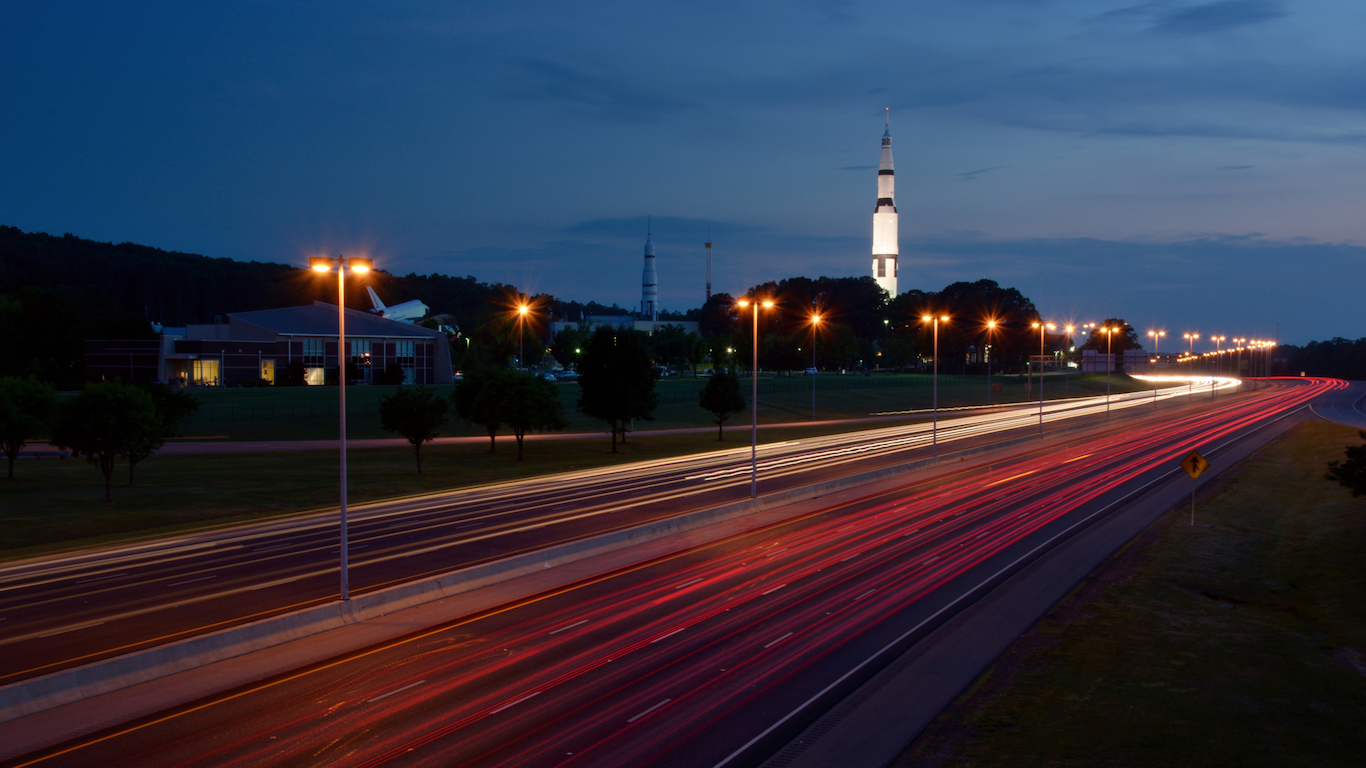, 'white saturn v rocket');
641,219,659,322
872,109,899,296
